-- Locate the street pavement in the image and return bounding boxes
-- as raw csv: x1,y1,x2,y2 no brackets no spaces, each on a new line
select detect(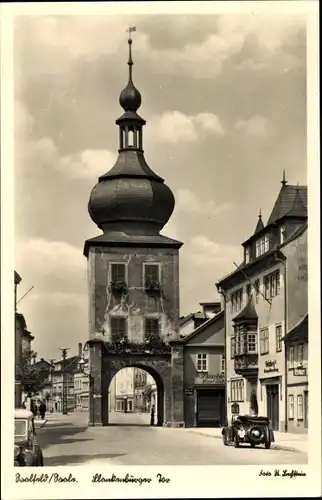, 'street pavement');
37,411,308,466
